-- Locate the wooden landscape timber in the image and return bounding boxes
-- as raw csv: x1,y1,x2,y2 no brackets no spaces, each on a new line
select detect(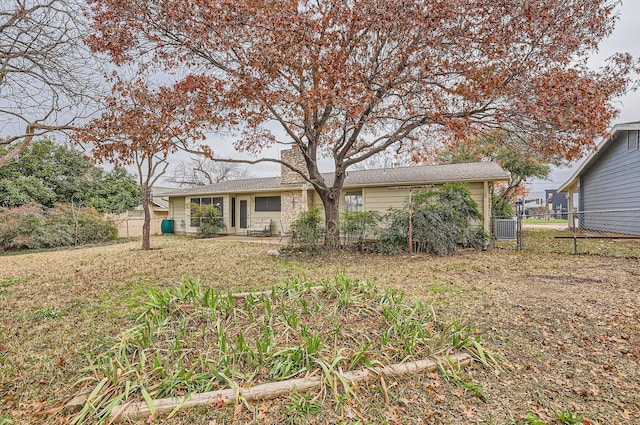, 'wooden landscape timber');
107,353,474,422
